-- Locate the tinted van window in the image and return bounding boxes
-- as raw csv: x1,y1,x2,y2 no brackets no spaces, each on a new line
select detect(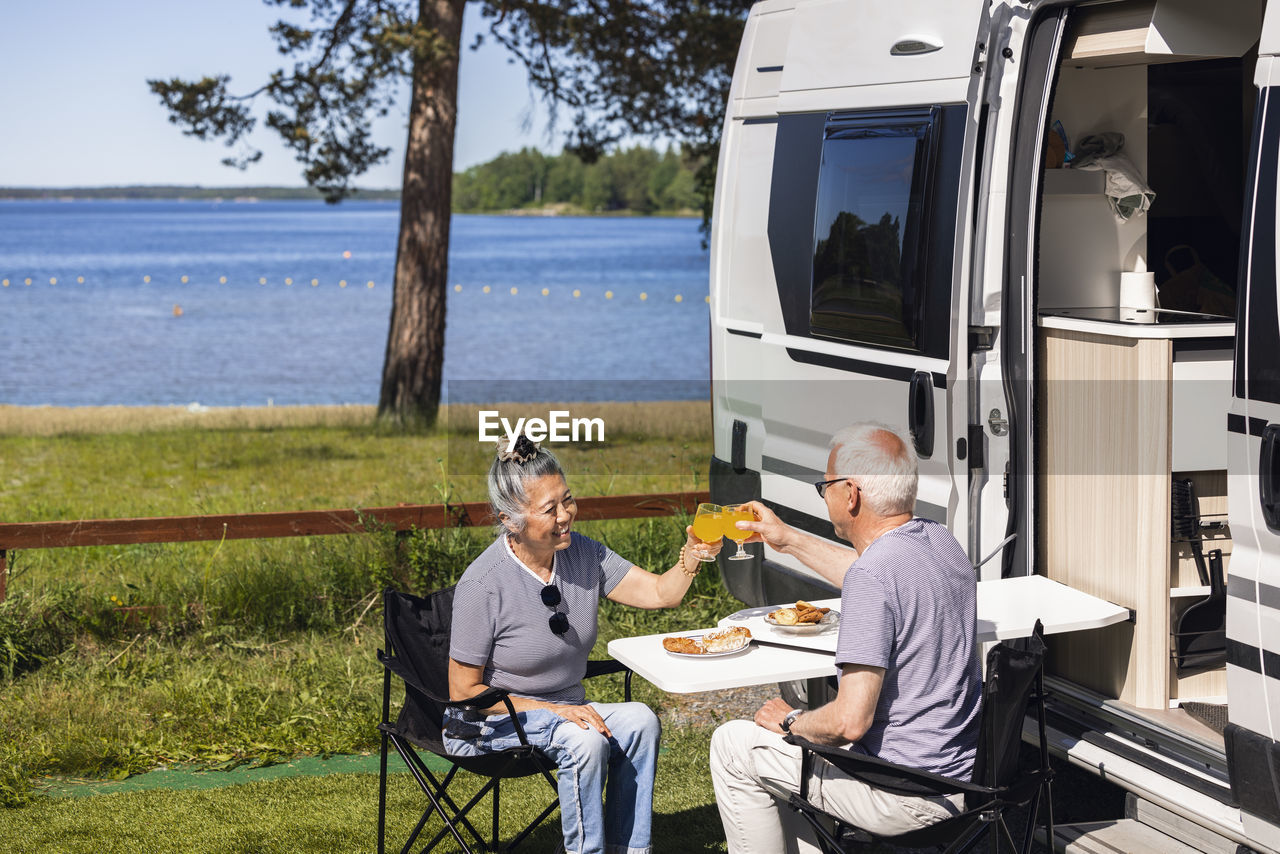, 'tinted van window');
810,109,938,353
